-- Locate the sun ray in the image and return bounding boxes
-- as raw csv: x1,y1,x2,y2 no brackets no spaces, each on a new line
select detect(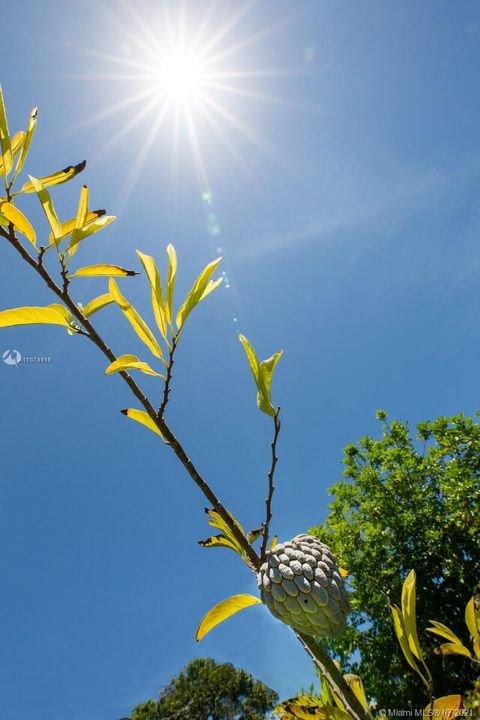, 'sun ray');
195,0,258,62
